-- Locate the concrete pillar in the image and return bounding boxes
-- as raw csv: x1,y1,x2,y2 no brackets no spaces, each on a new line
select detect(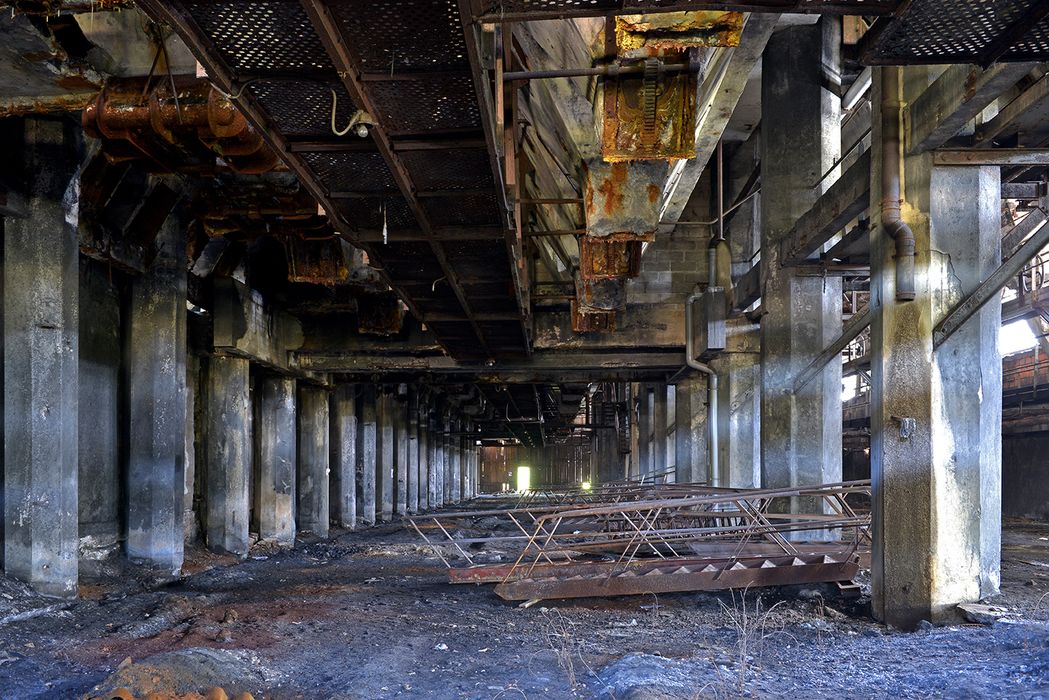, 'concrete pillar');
652,383,668,476
78,259,120,563
297,385,329,537
674,377,708,484
760,21,843,498
357,386,377,525
3,117,79,597
712,319,762,488
205,355,251,556
253,376,296,546
870,70,1002,628
443,419,454,504
407,391,420,513
377,389,395,522
431,415,444,507
330,384,357,529
417,398,429,511
460,419,473,500
394,392,408,516
126,213,188,572
637,384,652,478
185,354,201,543
451,420,462,503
